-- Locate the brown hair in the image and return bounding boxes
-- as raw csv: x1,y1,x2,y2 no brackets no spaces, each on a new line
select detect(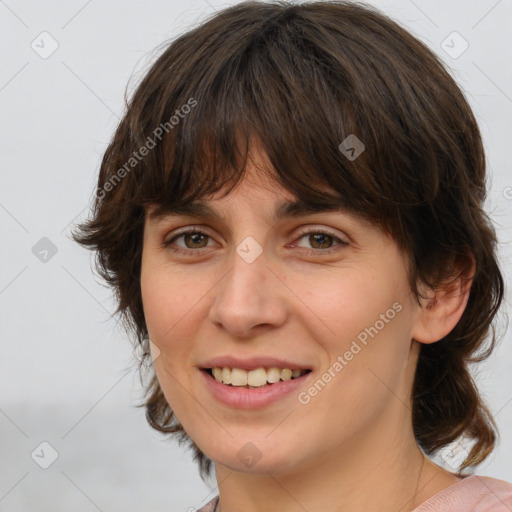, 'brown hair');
71,0,504,482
